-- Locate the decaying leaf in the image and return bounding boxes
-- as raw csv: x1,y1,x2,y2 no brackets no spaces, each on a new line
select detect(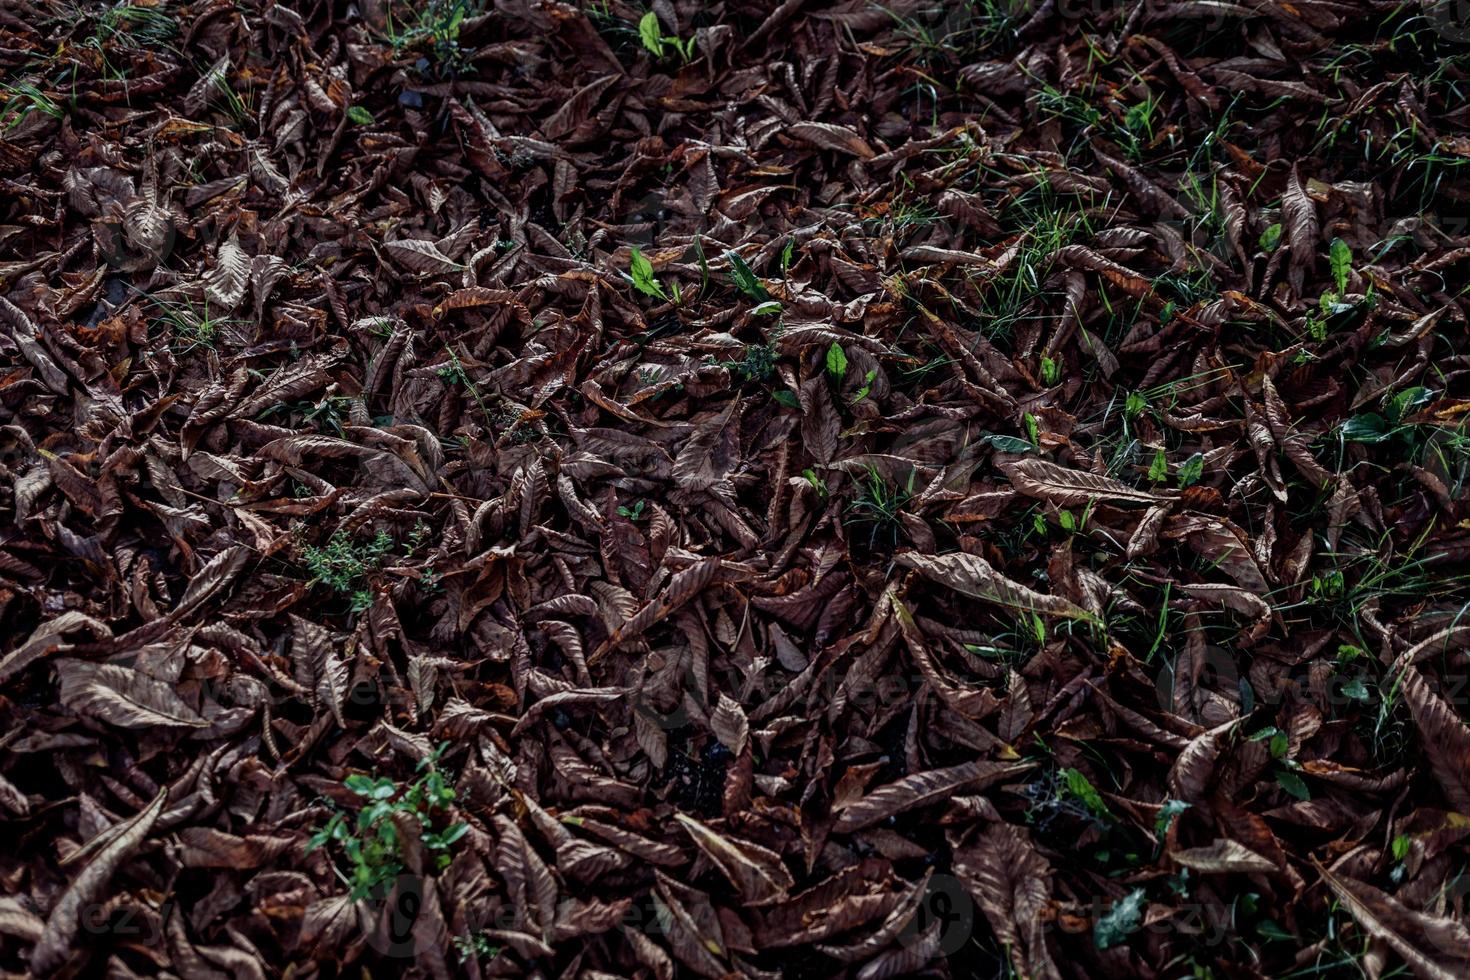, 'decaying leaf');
2,4,1467,978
